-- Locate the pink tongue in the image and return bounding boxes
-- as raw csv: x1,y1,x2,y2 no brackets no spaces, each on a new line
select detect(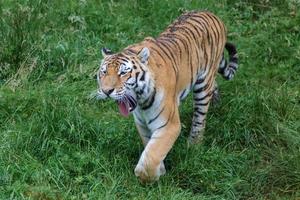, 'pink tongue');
118,101,130,117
